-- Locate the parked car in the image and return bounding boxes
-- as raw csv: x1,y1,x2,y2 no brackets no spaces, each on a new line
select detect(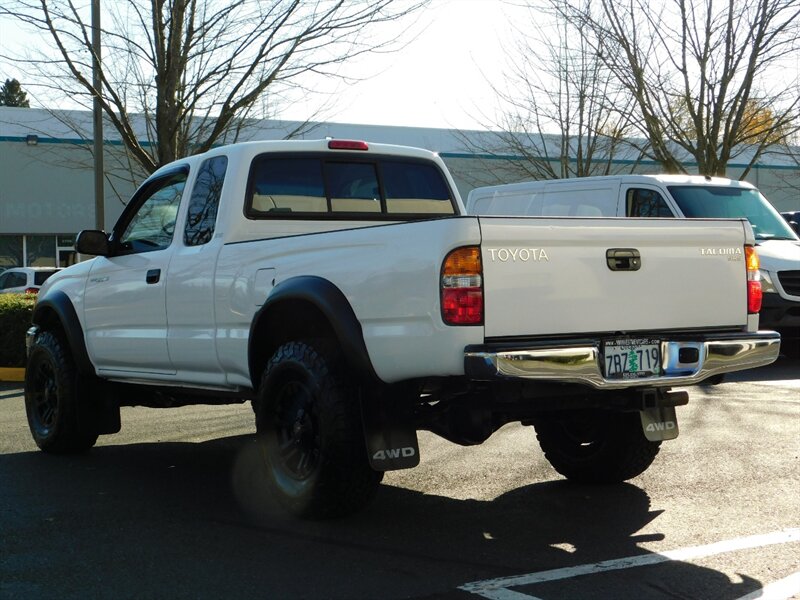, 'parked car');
0,267,61,294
